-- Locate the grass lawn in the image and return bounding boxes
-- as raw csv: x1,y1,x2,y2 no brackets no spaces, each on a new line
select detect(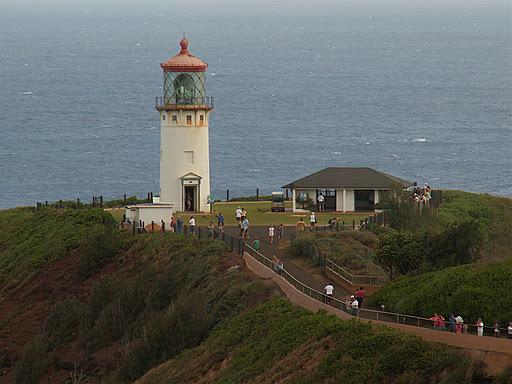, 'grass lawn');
105,202,371,227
